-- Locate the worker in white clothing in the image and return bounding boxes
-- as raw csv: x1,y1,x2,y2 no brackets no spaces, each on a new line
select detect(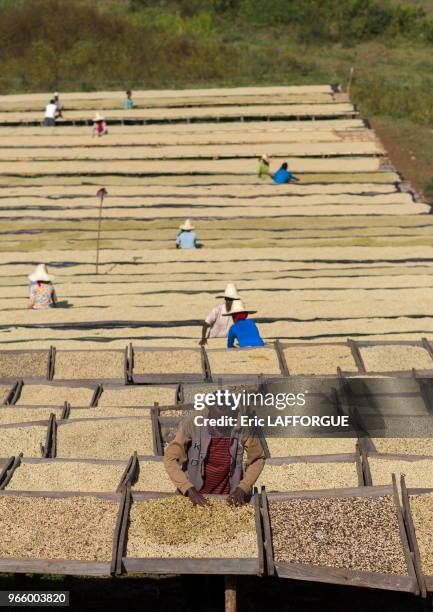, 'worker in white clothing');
43,99,58,126
199,283,241,346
